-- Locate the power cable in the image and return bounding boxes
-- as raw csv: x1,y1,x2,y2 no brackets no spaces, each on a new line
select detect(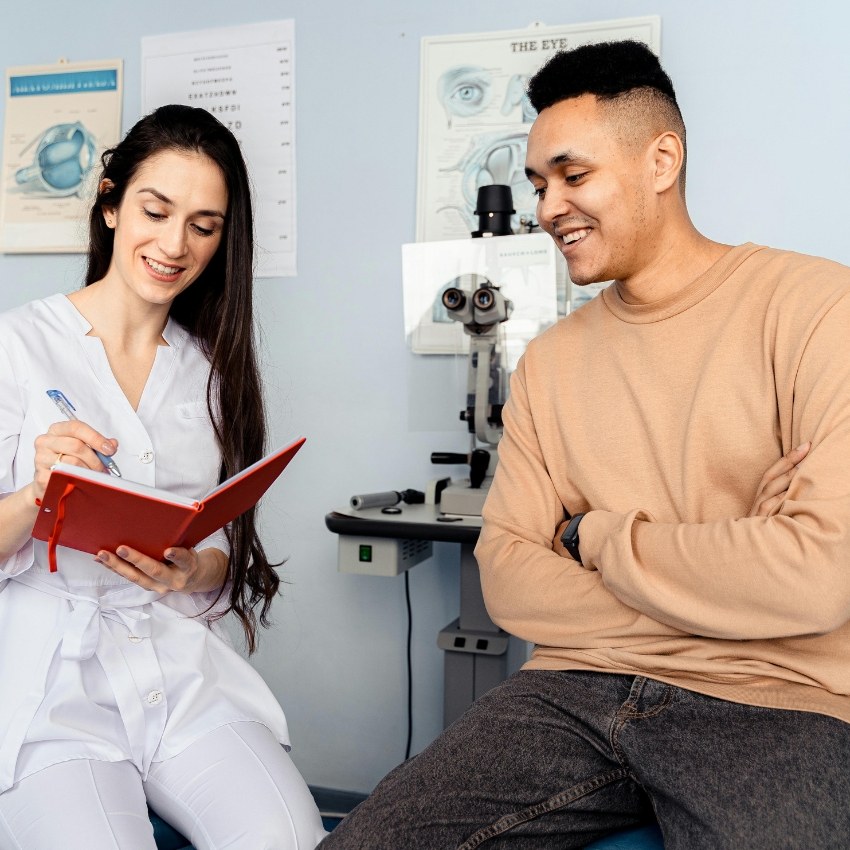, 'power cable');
404,569,413,760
